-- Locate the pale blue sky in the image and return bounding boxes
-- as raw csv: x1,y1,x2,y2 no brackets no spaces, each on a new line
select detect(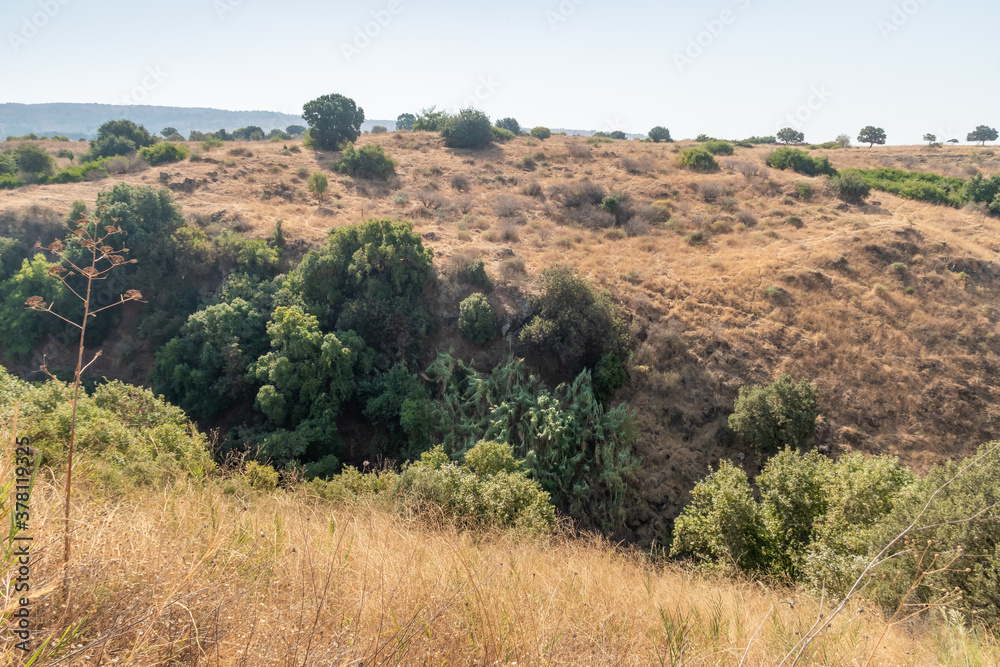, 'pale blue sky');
2,0,997,144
